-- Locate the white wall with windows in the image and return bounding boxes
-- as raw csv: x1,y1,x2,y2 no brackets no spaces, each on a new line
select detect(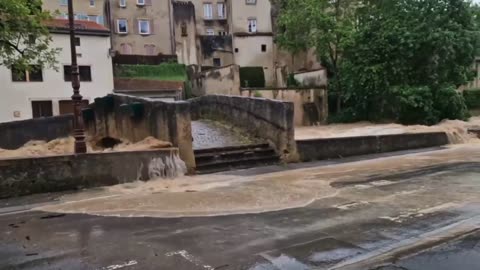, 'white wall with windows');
0,33,113,123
